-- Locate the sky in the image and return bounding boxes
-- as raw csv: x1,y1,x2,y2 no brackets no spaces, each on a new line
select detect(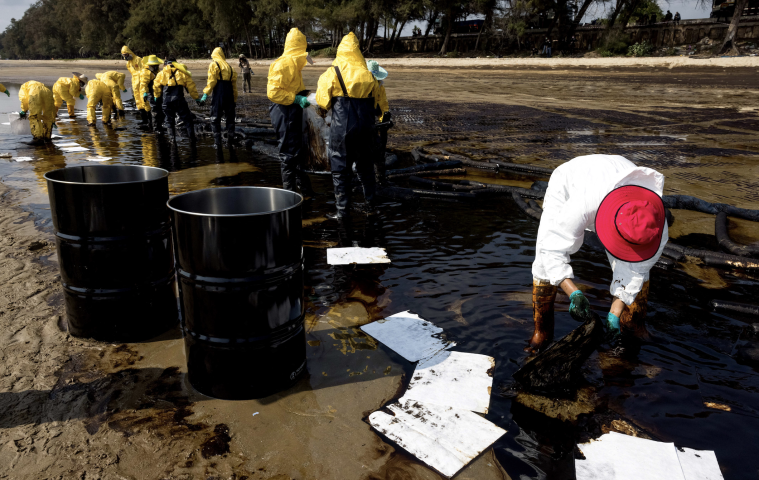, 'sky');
0,0,713,36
